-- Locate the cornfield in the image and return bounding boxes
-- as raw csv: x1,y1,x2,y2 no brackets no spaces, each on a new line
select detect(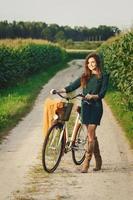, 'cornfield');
99,31,133,109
